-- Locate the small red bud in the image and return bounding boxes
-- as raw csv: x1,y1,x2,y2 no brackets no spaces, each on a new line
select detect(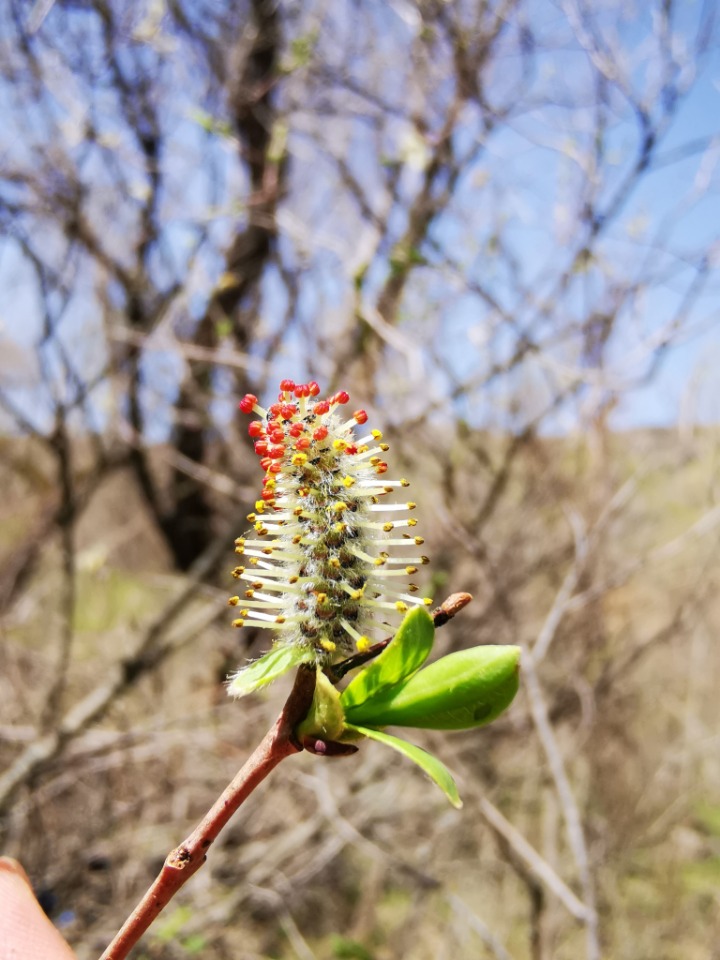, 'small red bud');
313,401,330,415
254,440,269,456
313,426,329,441
353,409,368,424
248,421,264,438
280,379,296,392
